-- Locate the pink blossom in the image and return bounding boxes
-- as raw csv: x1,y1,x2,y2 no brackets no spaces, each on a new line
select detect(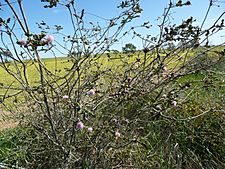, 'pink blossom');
87,89,96,96
62,95,69,99
172,100,177,107
163,66,167,72
115,131,121,138
76,121,84,129
87,127,93,133
20,38,27,46
46,35,54,44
